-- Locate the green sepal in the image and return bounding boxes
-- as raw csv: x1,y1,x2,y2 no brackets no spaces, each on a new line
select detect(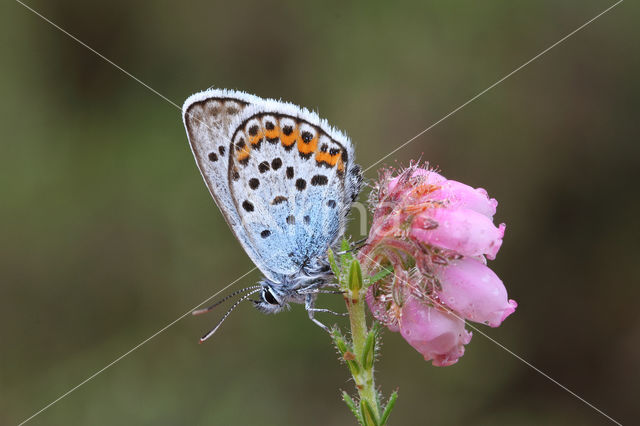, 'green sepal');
379,390,398,426
360,399,380,426
342,392,364,426
348,259,363,292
